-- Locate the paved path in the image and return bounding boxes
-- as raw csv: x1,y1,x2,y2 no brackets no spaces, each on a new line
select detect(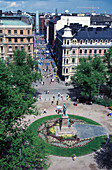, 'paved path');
24,100,112,170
